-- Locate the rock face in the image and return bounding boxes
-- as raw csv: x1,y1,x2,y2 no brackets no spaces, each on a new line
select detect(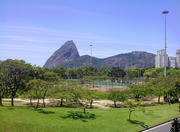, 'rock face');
43,40,80,69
